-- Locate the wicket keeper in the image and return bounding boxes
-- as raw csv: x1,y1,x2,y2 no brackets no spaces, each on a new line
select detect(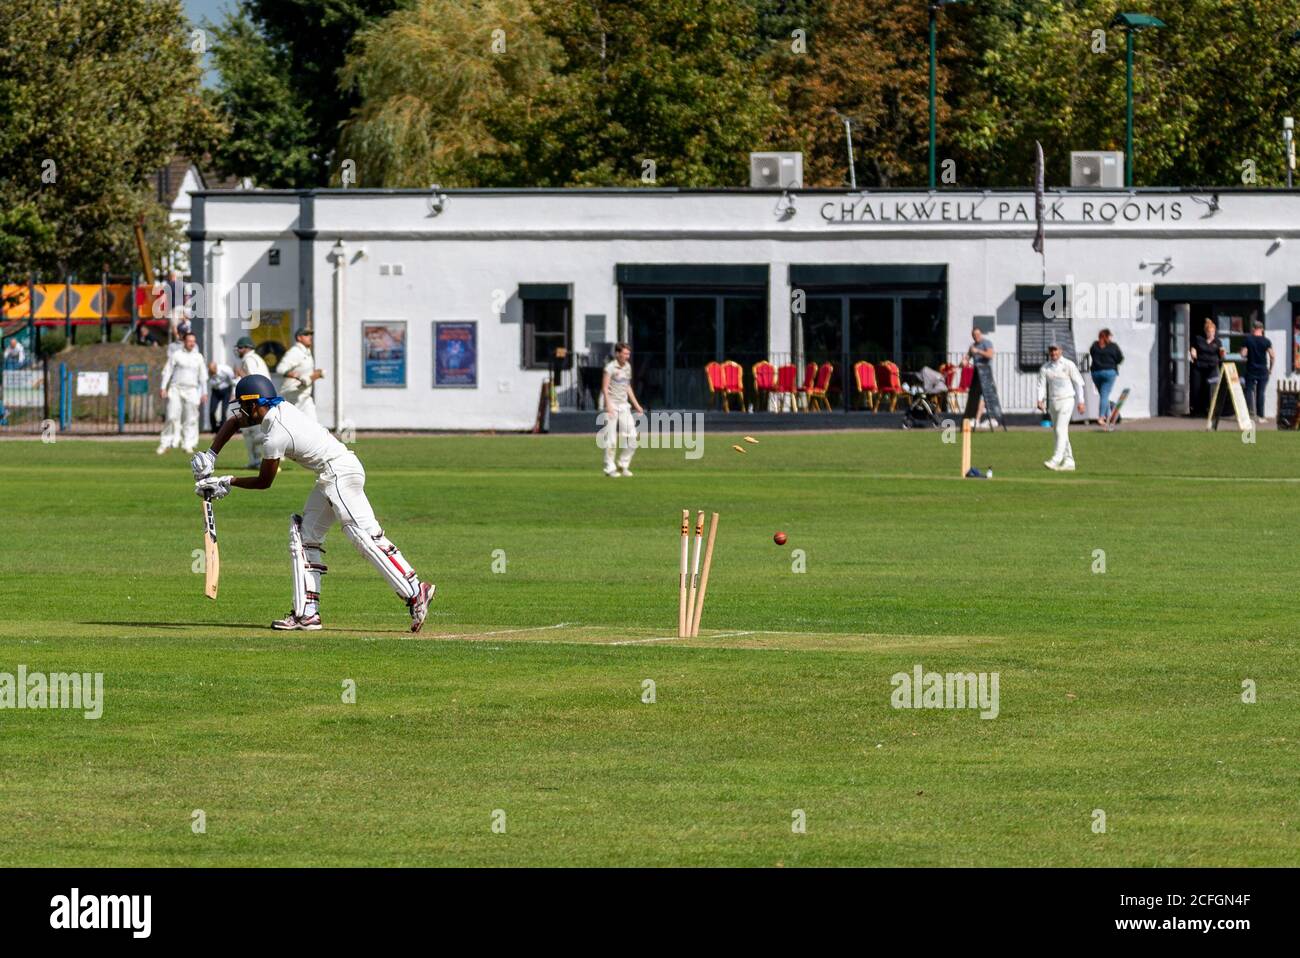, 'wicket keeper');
189,374,434,632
